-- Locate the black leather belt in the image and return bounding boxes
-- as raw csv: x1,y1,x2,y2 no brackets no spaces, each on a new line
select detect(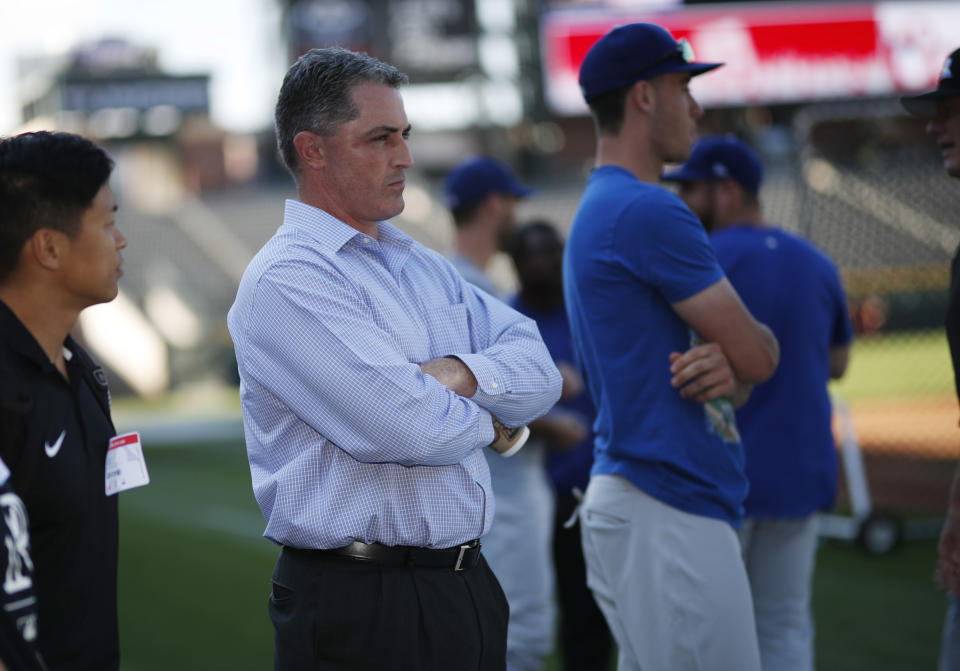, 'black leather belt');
286,539,482,571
